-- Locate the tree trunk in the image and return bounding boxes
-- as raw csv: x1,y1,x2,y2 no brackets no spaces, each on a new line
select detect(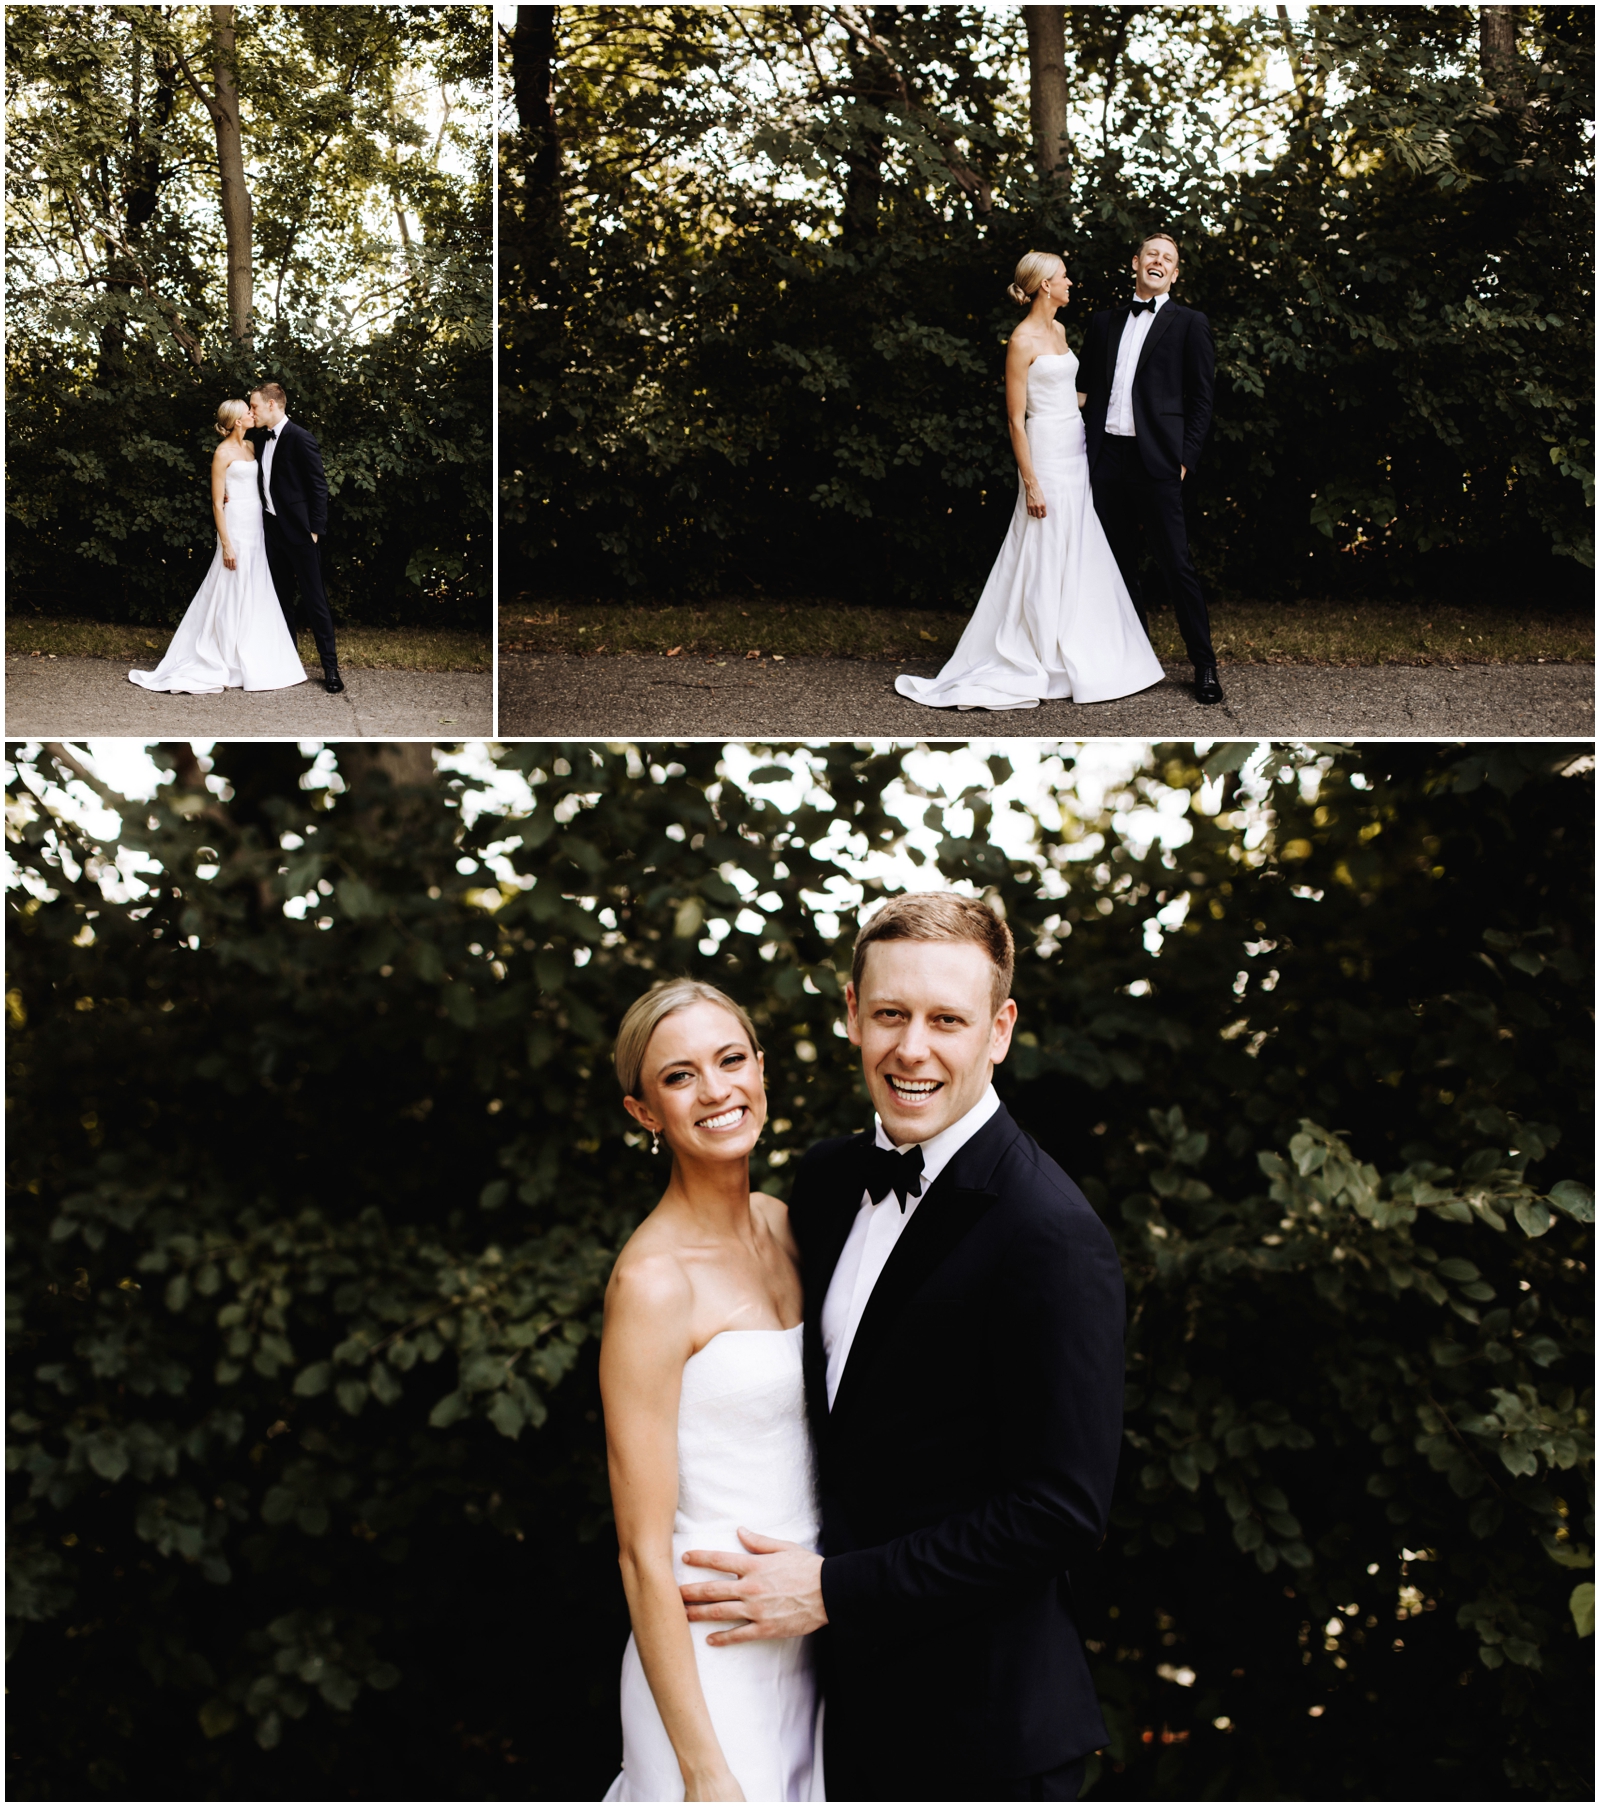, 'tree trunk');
1479,6,1523,108
841,6,894,242
1024,6,1069,178
209,5,254,344
126,44,175,232
512,4,559,222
